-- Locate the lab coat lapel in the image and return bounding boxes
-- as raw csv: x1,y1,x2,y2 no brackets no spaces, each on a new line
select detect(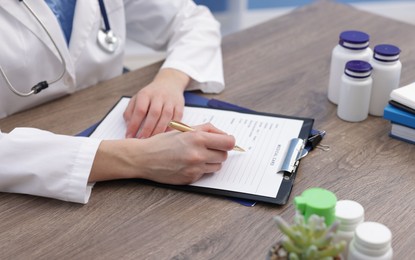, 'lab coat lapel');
69,1,99,63
0,0,75,79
